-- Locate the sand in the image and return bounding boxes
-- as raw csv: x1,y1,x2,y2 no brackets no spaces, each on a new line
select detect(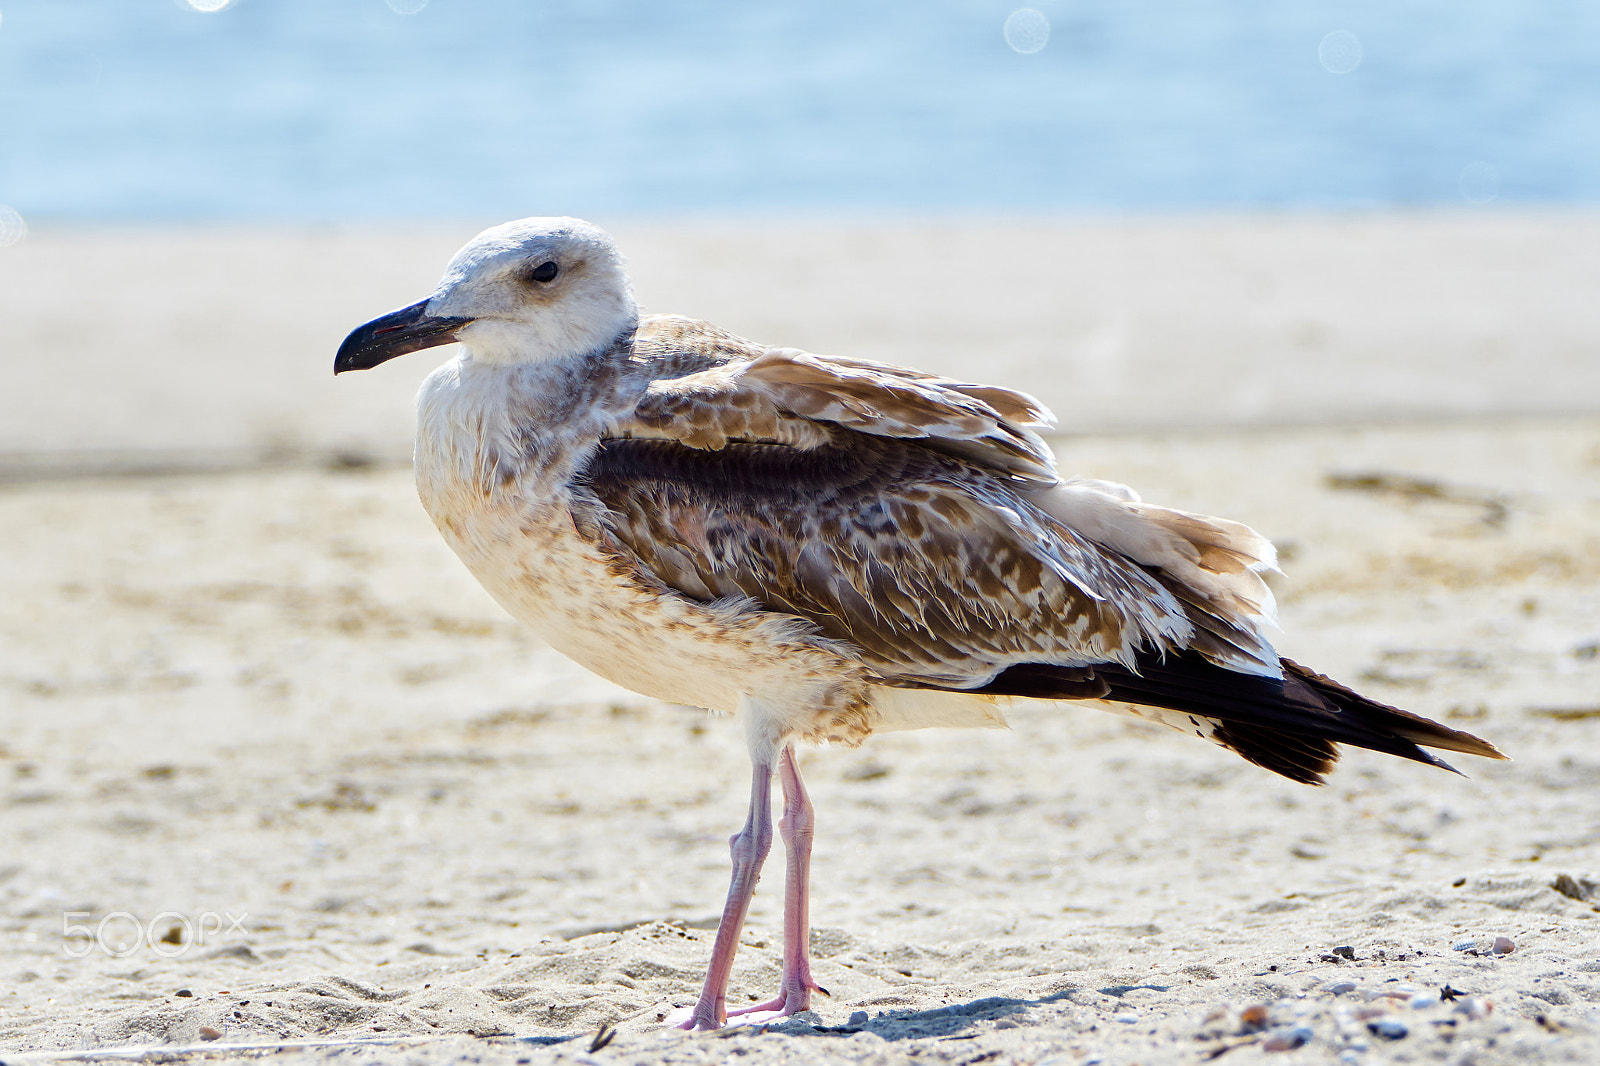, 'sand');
1,218,1599,1064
